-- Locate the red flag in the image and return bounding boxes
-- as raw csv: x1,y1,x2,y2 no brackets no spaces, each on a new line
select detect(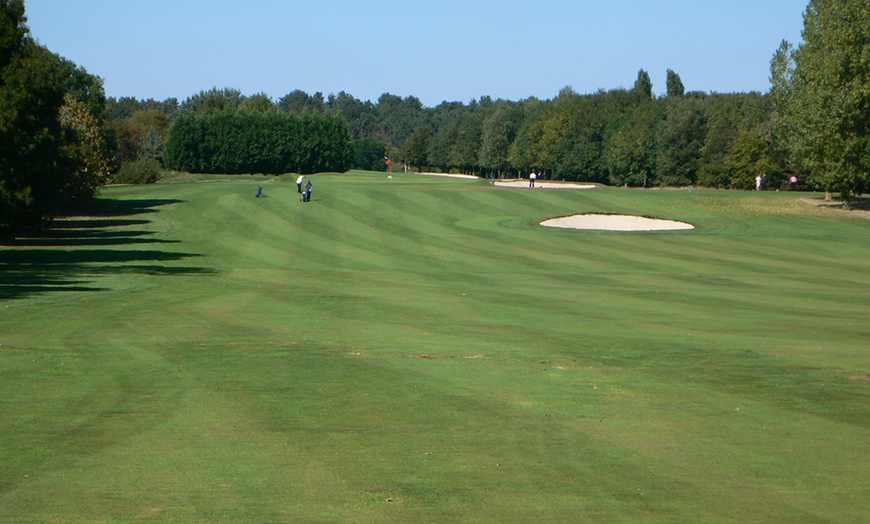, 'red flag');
385,158,391,165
